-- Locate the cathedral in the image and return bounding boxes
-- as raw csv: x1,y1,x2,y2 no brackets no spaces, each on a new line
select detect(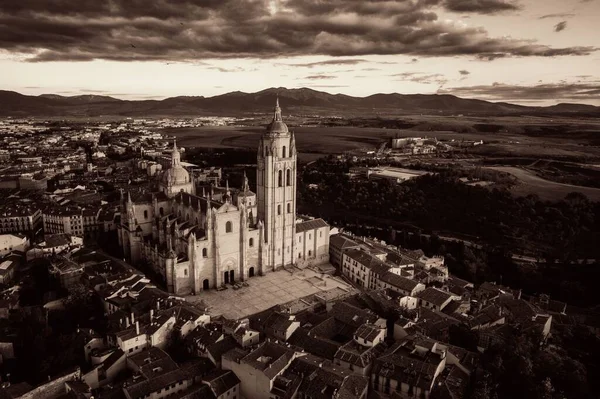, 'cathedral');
118,100,330,295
